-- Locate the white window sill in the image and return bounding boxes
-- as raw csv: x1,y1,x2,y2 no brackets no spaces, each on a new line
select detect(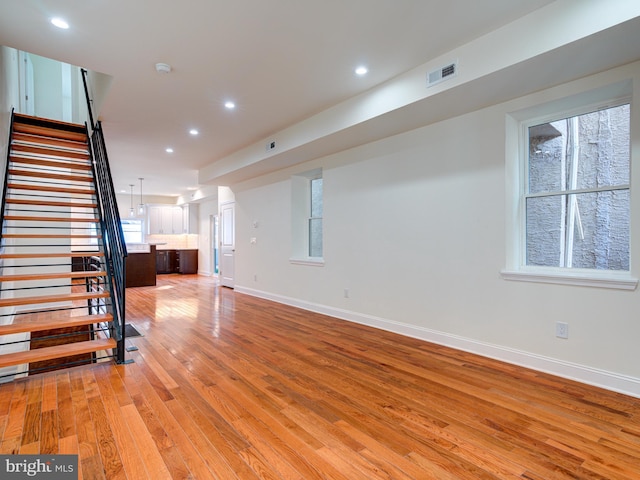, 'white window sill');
500,268,637,290
289,257,325,267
